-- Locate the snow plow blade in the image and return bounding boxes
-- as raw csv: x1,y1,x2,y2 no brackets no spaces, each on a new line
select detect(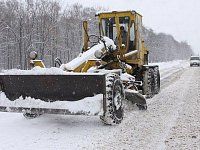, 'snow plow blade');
0,74,106,101
125,90,147,109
